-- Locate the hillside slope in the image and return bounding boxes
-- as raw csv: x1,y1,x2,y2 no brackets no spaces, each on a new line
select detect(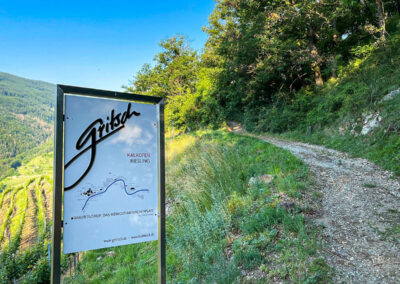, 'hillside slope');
0,72,54,178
